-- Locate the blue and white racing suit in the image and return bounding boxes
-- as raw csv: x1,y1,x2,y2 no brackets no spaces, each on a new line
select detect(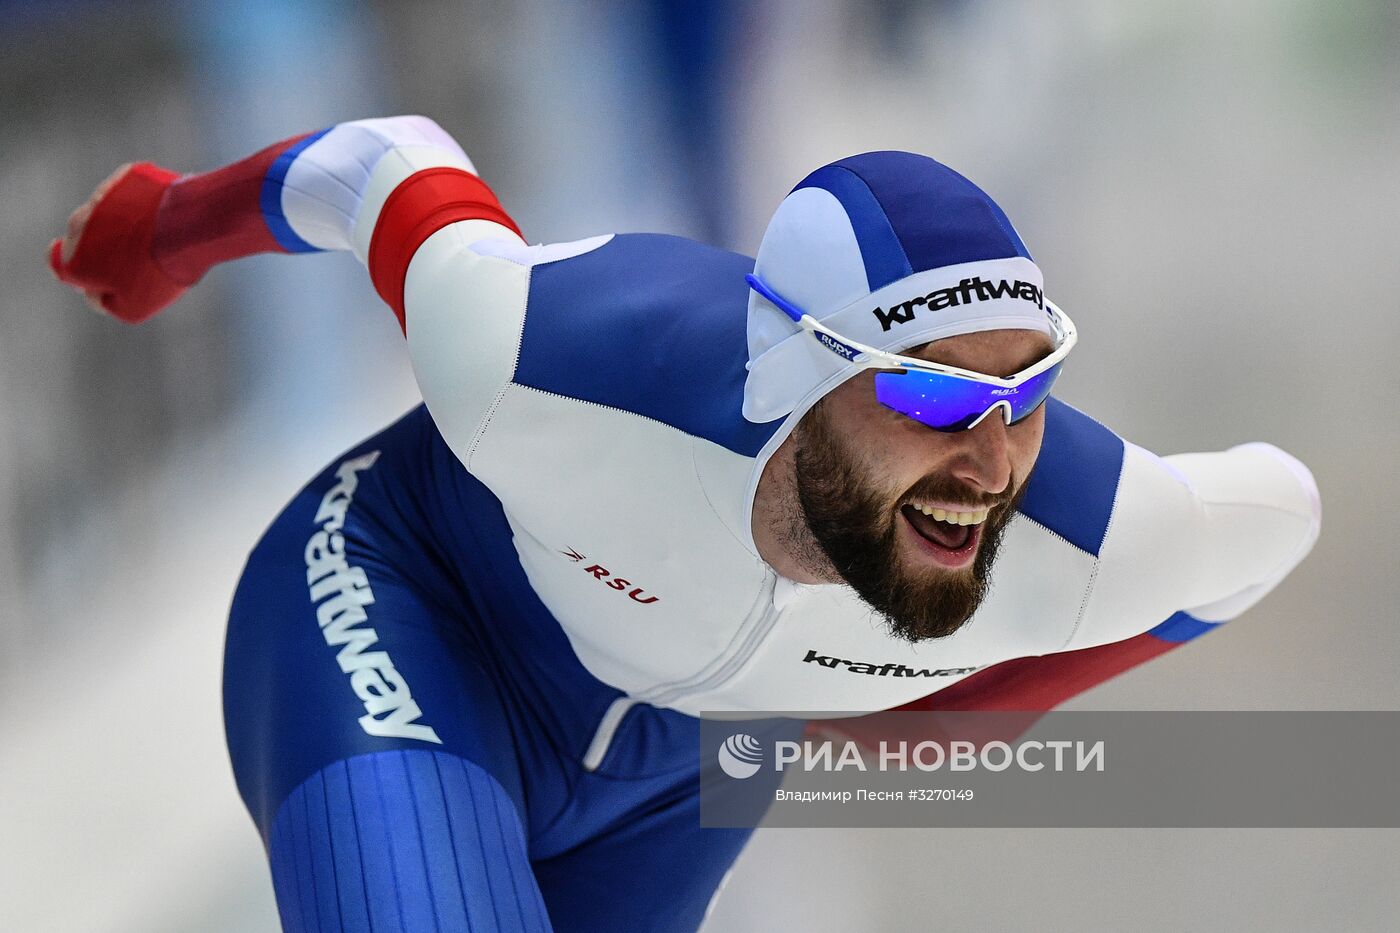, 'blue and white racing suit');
220,117,1321,931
